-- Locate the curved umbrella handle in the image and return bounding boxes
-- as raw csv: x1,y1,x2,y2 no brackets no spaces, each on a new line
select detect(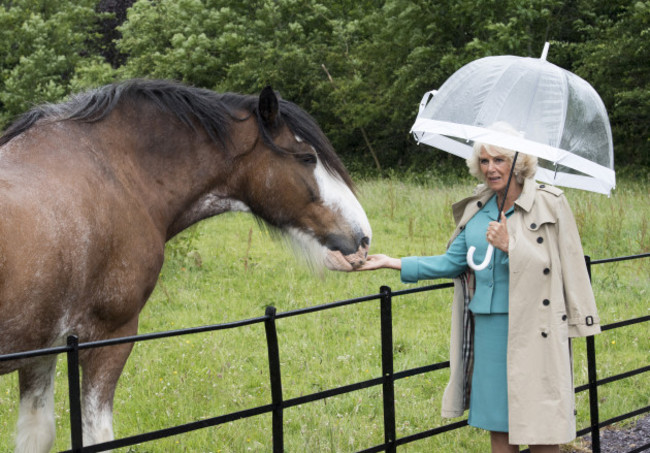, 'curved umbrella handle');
467,244,494,271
